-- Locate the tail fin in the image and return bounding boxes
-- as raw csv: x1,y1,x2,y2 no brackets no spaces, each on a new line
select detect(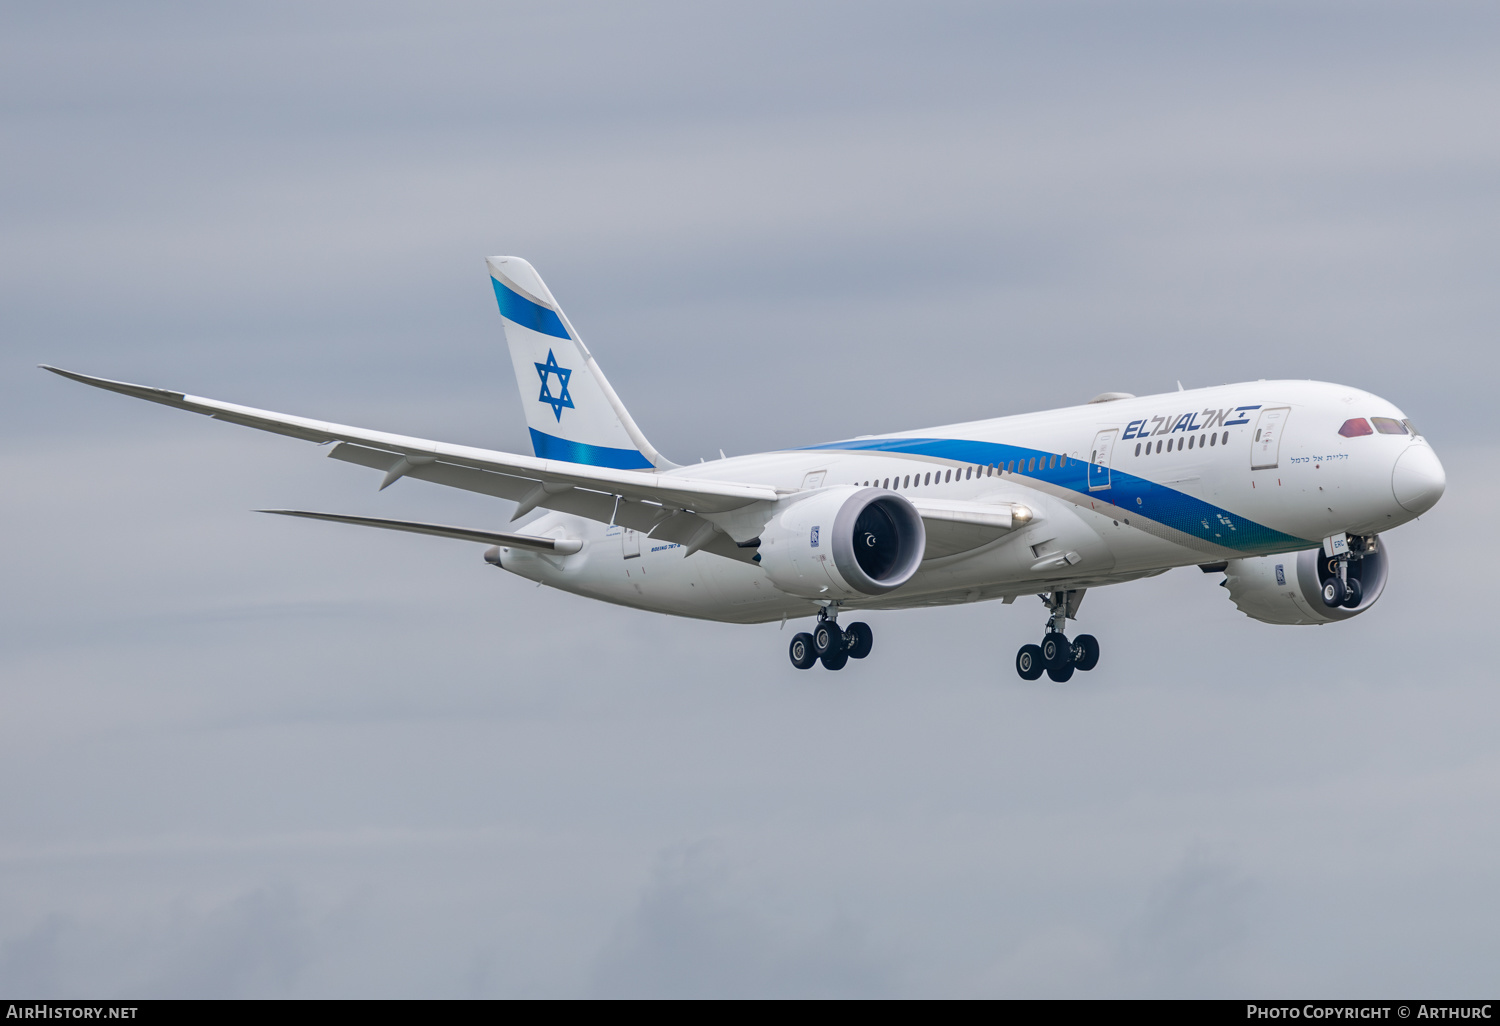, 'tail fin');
487,256,673,470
